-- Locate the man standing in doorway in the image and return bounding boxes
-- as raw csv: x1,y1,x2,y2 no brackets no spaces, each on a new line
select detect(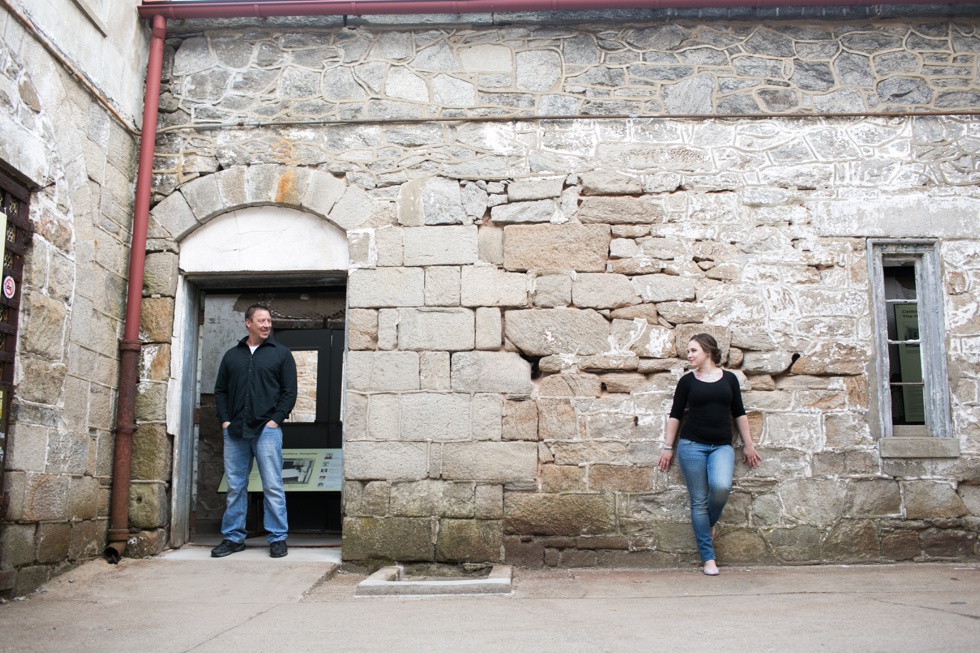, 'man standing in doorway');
212,305,297,559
